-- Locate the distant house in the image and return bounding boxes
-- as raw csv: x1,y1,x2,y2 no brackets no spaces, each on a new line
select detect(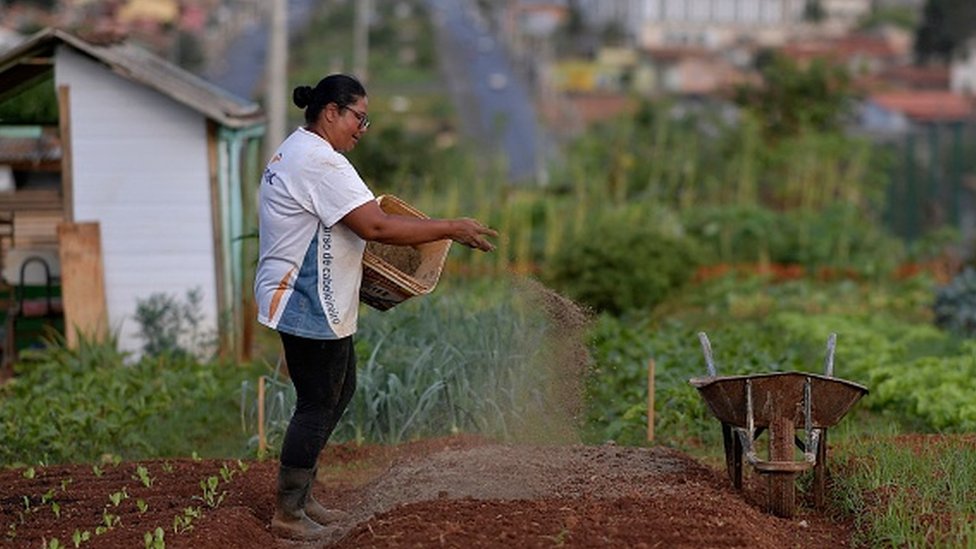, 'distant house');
117,0,179,26
859,90,974,134
878,65,950,91
644,47,751,97
604,0,873,51
780,32,908,76
0,28,265,359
